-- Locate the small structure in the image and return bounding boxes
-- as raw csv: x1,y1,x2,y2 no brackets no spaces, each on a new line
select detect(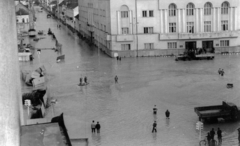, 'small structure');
227,83,233,88
57,55,65,63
